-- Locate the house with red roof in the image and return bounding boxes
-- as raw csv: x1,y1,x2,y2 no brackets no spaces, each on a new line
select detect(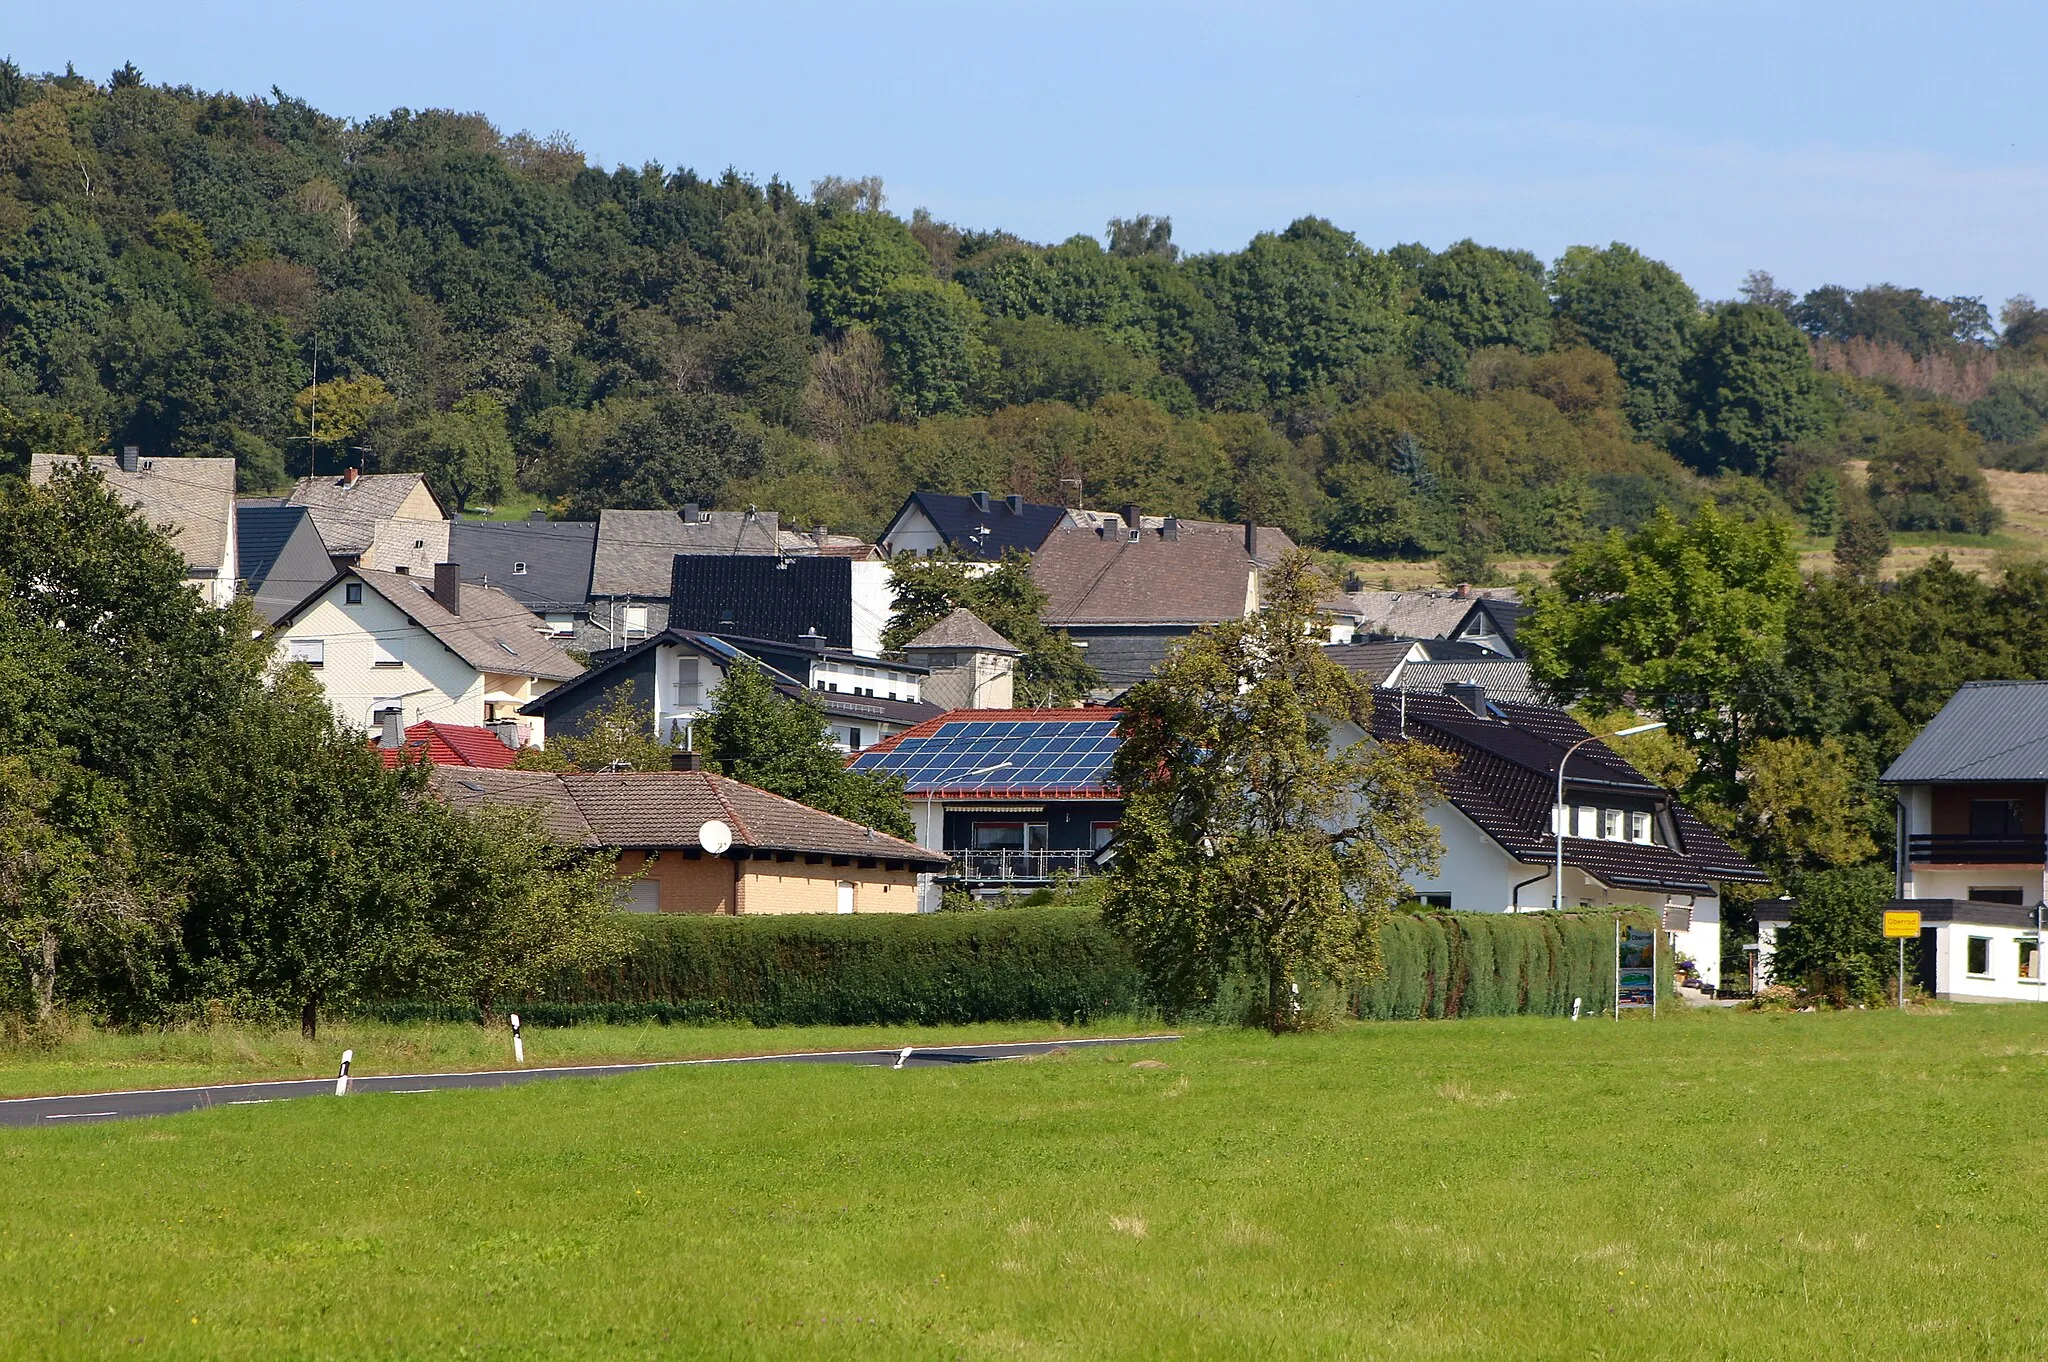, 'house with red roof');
373,719,523,769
